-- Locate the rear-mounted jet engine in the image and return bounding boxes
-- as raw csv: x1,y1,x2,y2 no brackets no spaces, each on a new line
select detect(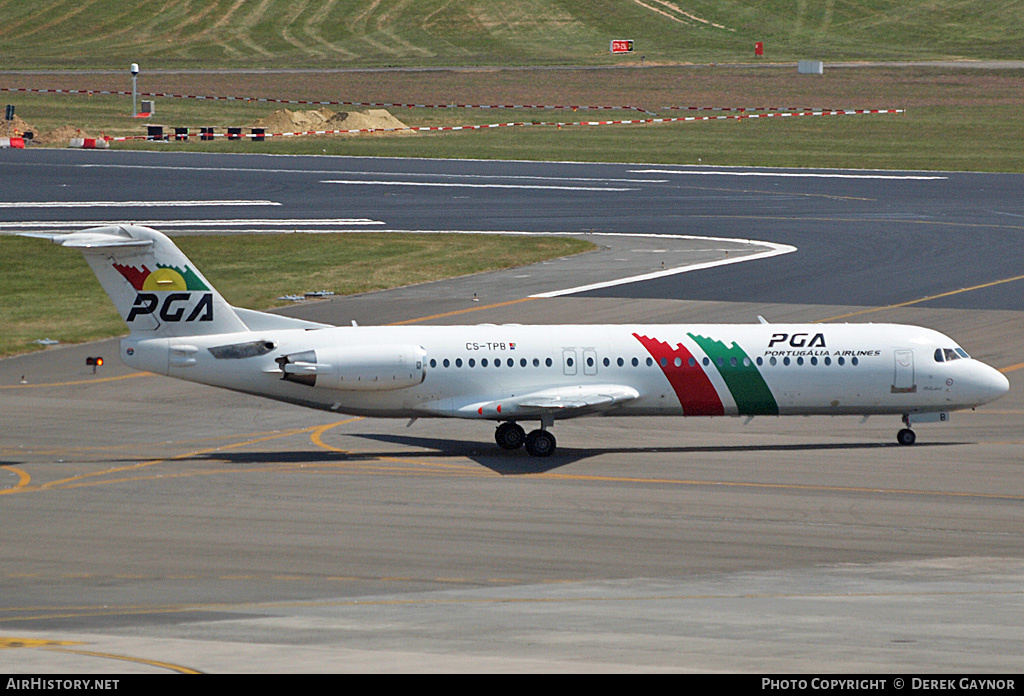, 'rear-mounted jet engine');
275,344,425,390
